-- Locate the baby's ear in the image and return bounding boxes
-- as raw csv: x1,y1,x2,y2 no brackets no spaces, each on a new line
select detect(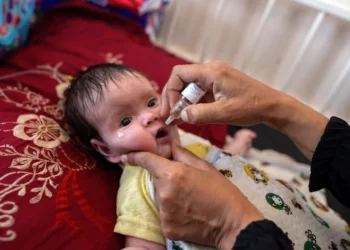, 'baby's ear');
90,139,121,163
149,80,159,92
